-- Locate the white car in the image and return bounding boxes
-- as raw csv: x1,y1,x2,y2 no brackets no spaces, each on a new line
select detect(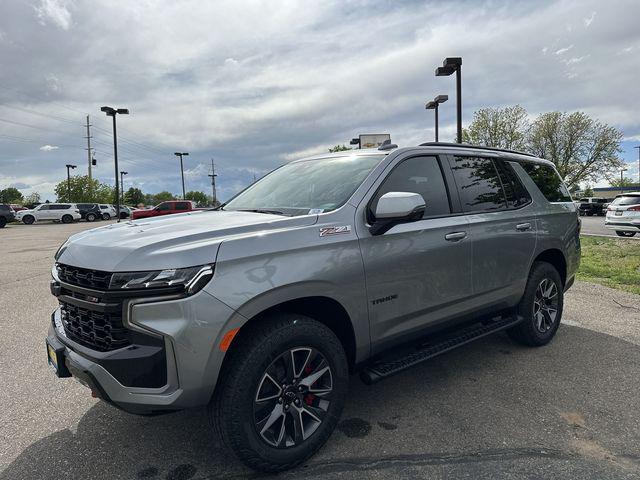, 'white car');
605,192,640,237
98,204,117,220
15,203,81,225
